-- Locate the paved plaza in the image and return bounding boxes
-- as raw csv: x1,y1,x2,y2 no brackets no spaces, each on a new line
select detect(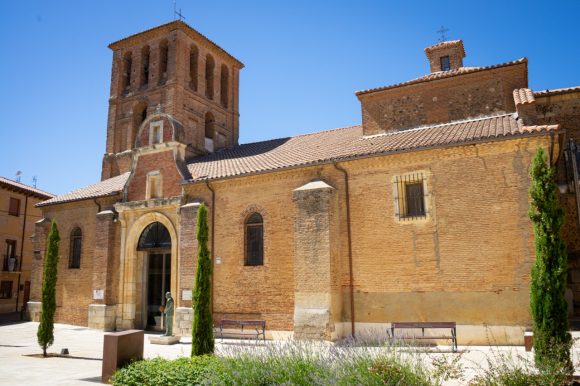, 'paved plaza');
1,321,579,385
